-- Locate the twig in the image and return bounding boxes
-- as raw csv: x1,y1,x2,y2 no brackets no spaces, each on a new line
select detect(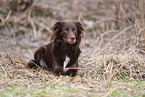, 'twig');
0,47,13,64
85,59,98,66
66,68,90,70
104,86,118,97
35,21,52,33
85,18,122,30
27,10,37,38
1,10,12,25
4,10,12,22
107,24,135,45
29,60,42,69
120,6,132,24
52,79,61,85
90,30,119,47
28,60,47,74
139,0,145,44
30,19,37,38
